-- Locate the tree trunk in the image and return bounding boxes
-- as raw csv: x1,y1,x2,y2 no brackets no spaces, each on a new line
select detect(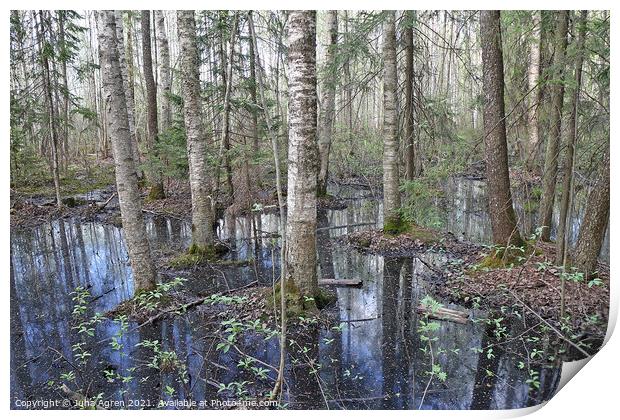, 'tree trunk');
141,10,165,199
539,11,569,242
317,10,338,197
37,10,62,208
556,11,587,265
248,19,259,155
115,11,142,179
404,11,416,181
285,10,319,298
58,11,70,172
480,10,523,247
216,12,237,200
97,10,156,291
124,12,139,150
526,11,541,171
382,11,402,231
177,10,215,251
155,11,171,133
572,152,609,278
